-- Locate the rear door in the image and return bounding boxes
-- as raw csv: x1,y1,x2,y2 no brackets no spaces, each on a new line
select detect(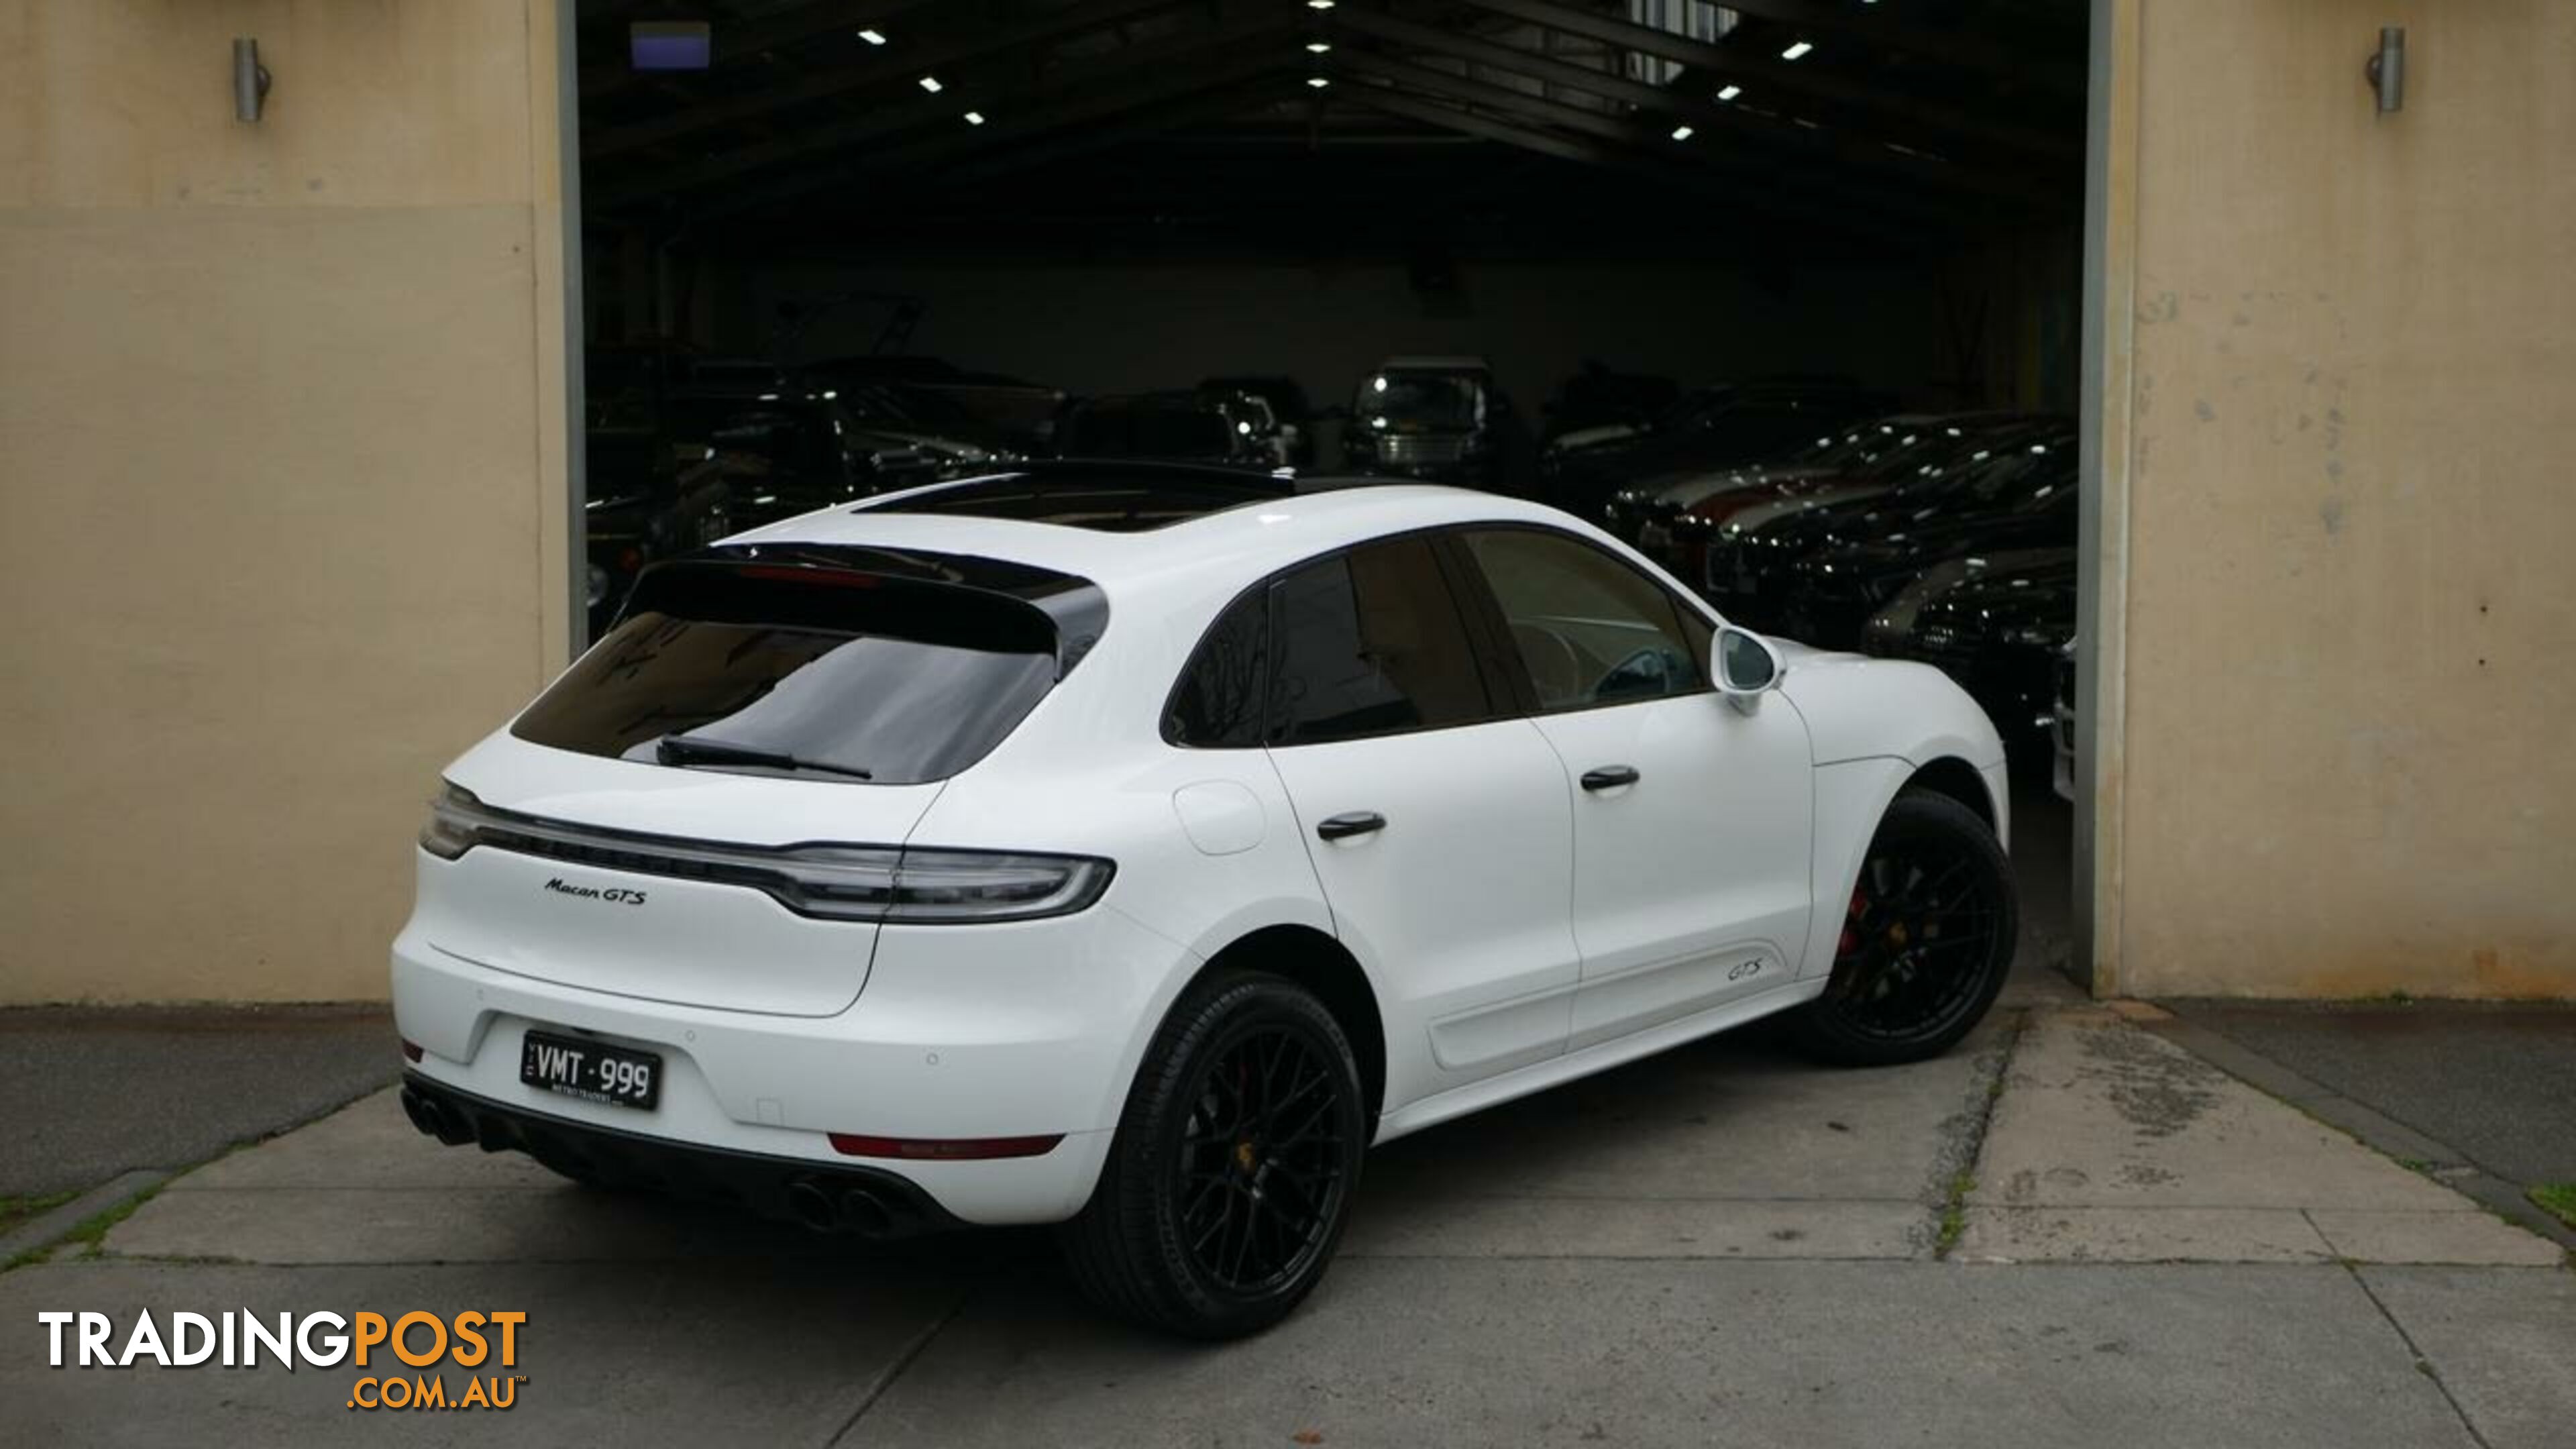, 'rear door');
1451,527,1815,1051
1254,536,1580,1102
